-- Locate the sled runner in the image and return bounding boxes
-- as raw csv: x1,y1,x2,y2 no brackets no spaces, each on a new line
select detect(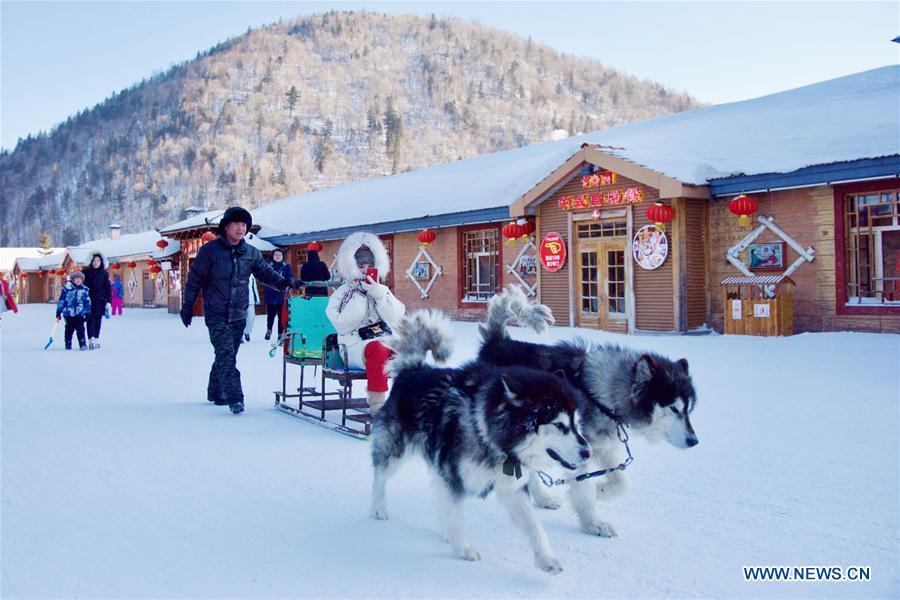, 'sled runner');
273,292,371,436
